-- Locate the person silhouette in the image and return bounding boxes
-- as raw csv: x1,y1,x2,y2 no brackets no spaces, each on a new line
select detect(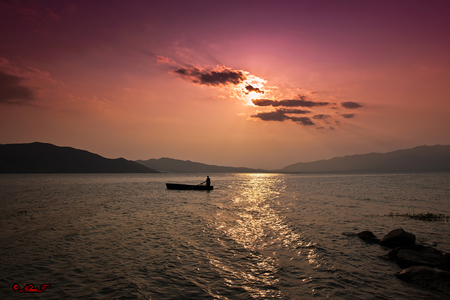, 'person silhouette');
205,176,211,187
